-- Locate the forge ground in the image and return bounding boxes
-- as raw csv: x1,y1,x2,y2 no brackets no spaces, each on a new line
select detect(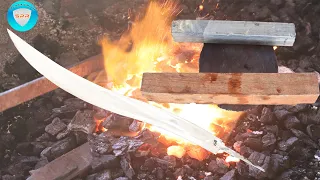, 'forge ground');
1,0,320,180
